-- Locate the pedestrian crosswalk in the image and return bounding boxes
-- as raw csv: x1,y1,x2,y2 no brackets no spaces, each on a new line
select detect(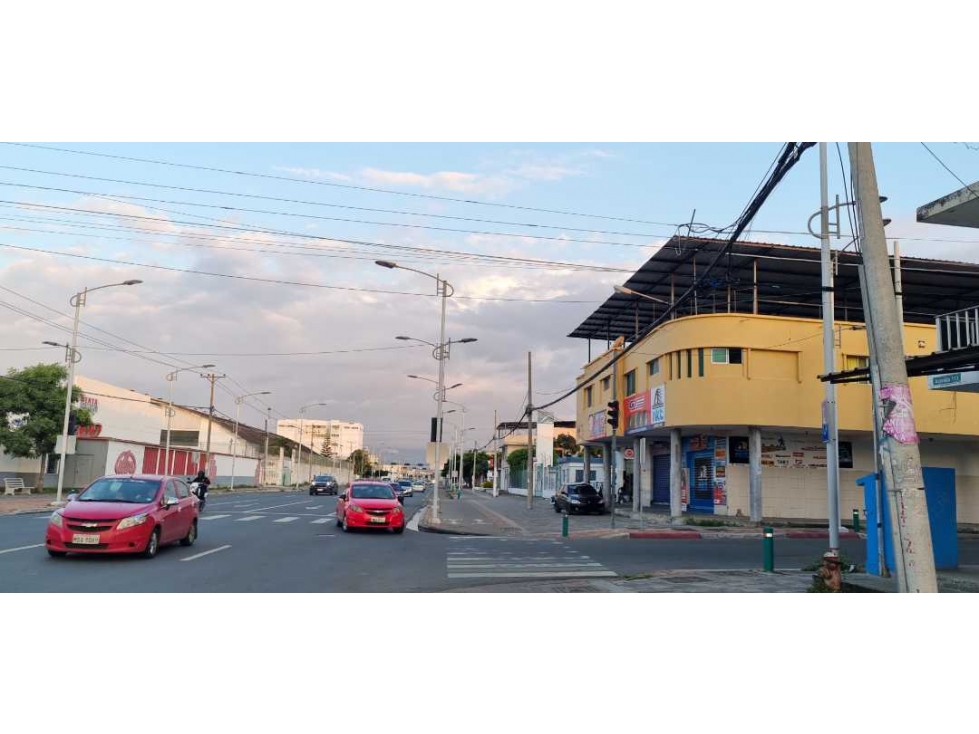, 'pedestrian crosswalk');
445,538,616,580
195,512,336,526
